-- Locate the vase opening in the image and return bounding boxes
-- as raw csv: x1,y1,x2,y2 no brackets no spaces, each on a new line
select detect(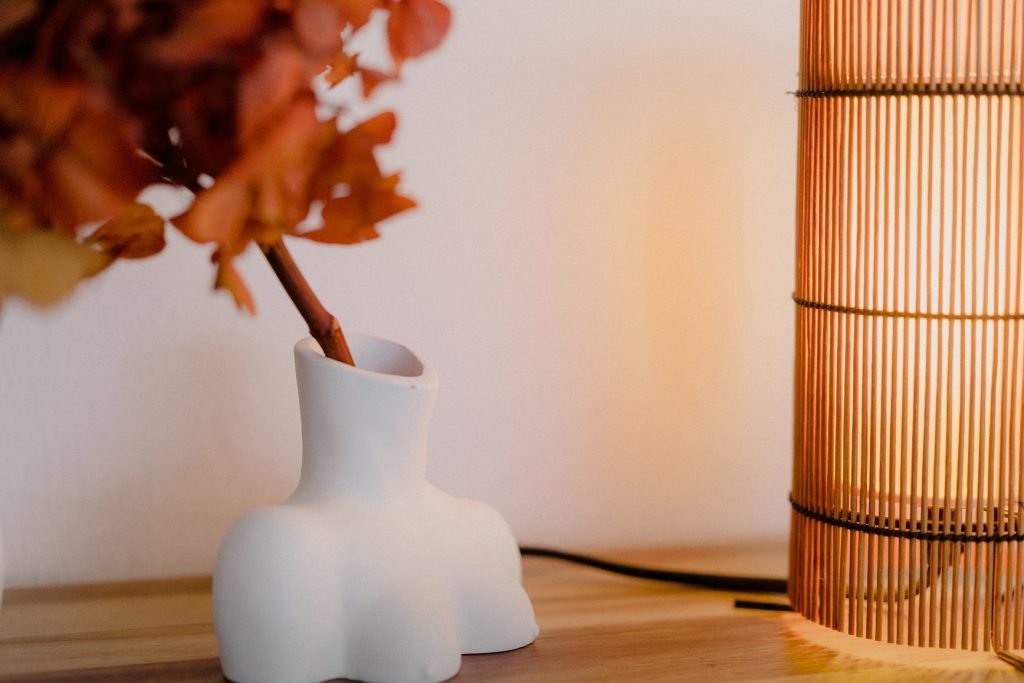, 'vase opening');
299,336,425,379
350,337,424,378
